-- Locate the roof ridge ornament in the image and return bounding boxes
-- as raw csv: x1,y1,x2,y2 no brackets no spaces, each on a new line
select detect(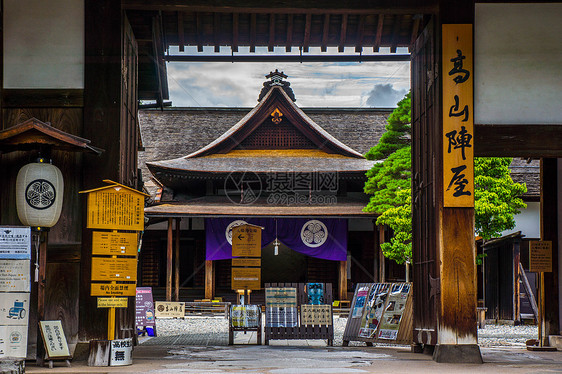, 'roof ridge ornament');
258,69,296,102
